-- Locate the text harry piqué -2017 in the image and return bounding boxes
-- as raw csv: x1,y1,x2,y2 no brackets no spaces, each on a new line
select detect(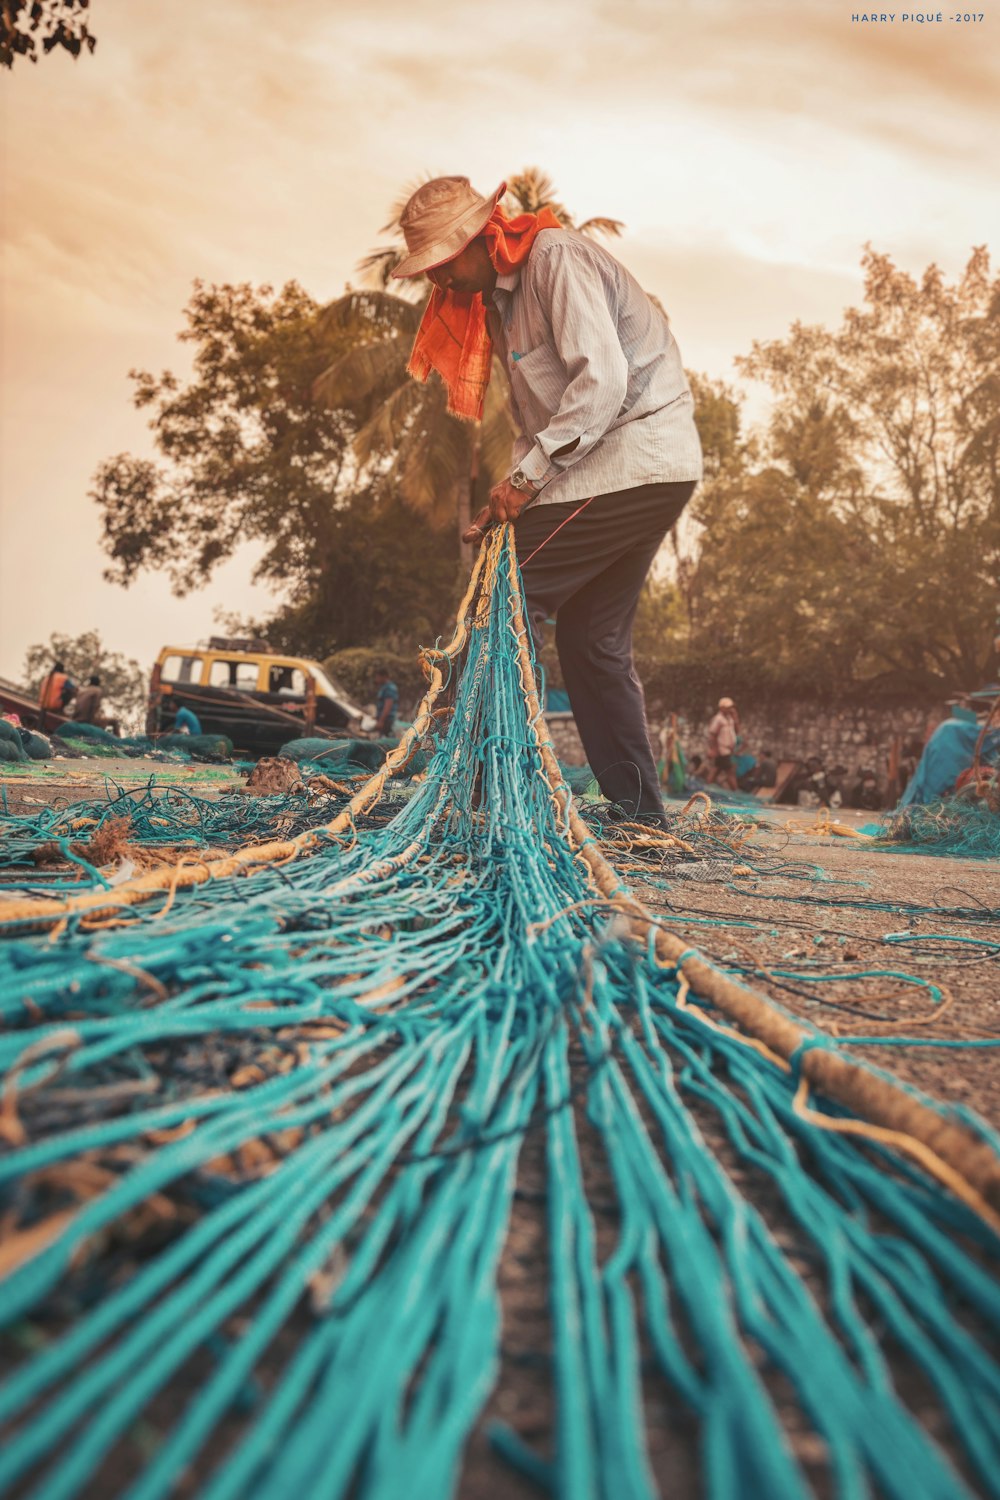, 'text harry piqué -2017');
851,10,986,19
